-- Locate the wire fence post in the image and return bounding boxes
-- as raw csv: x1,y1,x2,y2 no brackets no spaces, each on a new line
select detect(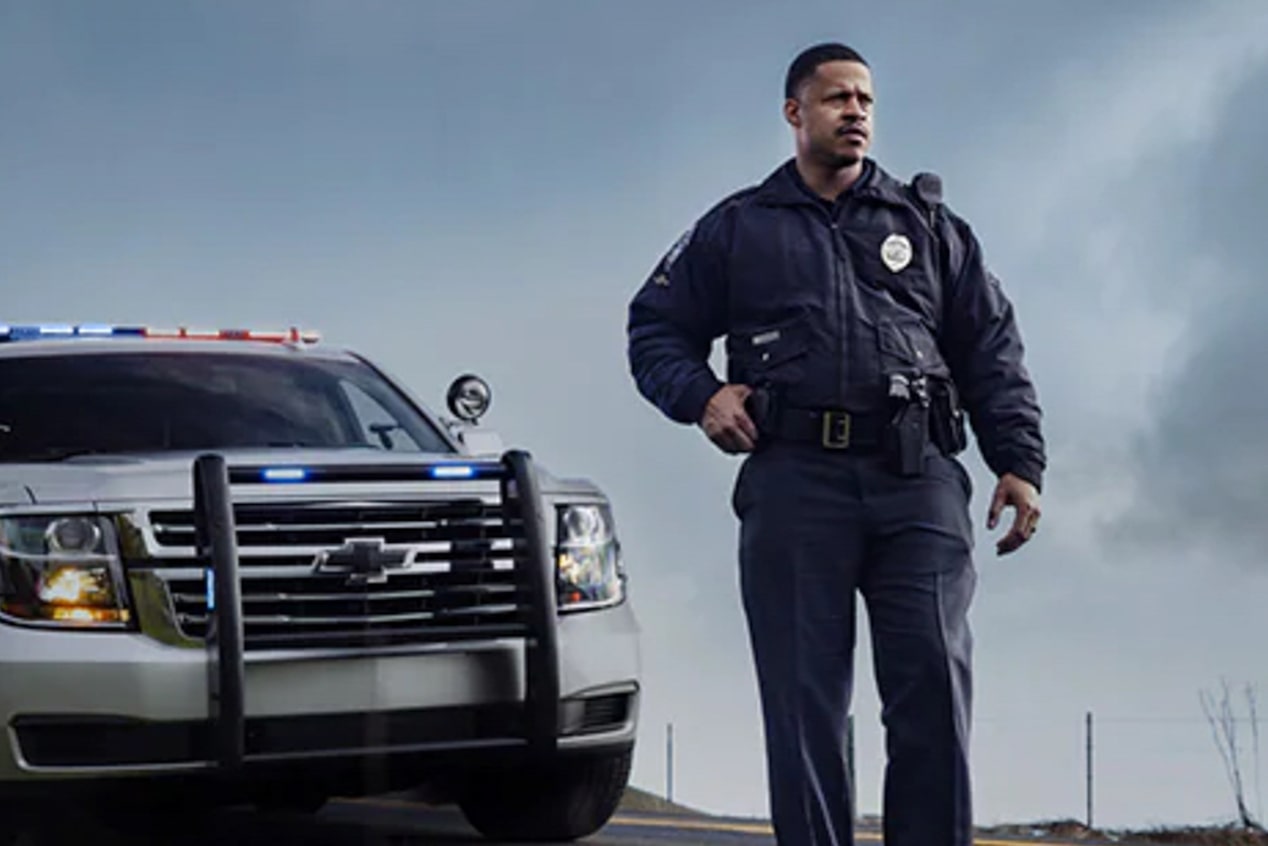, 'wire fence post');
667,722,675,803
1086,710,1094,829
